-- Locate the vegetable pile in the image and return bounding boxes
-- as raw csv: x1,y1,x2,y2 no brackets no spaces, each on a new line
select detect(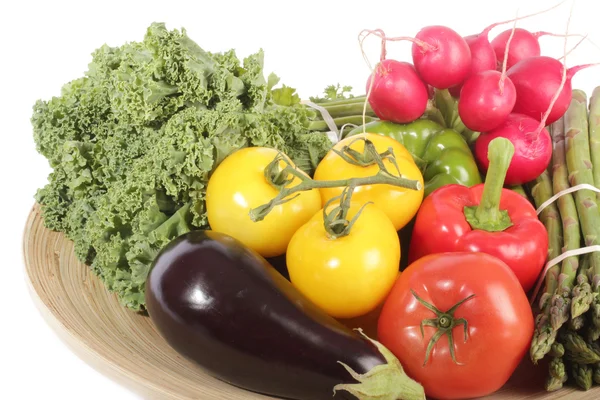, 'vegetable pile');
30,5,600,399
